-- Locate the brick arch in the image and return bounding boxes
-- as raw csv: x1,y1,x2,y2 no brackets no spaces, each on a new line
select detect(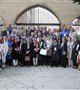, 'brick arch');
14,4,60,25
